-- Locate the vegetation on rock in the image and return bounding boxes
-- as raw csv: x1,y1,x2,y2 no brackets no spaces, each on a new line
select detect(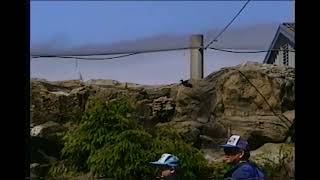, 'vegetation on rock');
49,97,214,179
31,64,295,179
